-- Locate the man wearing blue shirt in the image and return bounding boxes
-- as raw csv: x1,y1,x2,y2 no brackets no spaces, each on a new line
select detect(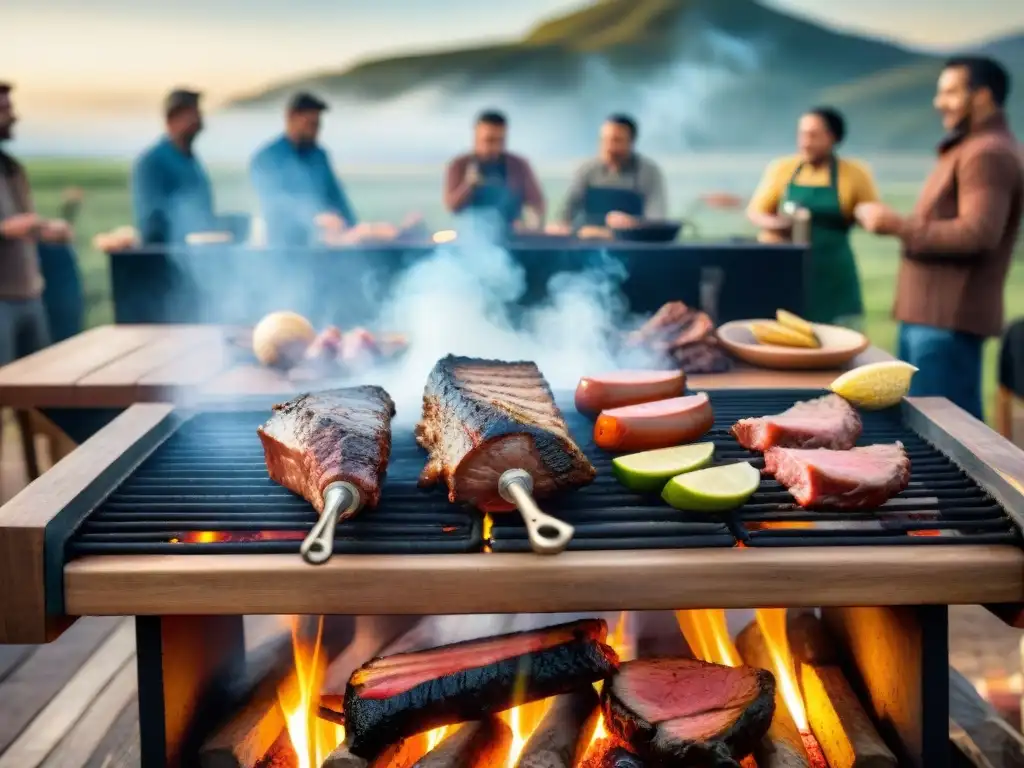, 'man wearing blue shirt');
131,89,217,245
250,93,358,247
